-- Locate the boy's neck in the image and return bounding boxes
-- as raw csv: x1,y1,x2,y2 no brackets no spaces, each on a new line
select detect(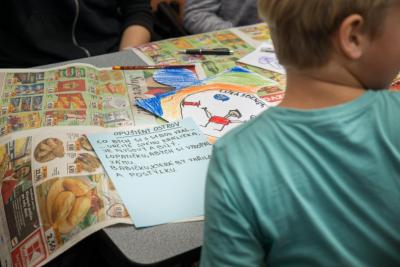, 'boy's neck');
279,61,366,109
